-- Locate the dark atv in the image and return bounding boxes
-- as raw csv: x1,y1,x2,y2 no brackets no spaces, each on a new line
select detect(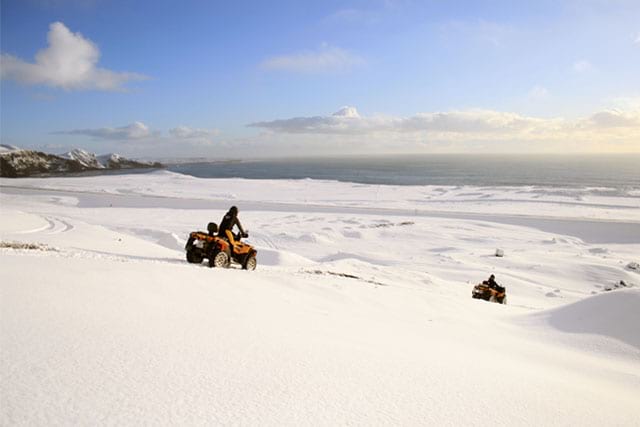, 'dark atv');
185,222,257,270
472,282,507,304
